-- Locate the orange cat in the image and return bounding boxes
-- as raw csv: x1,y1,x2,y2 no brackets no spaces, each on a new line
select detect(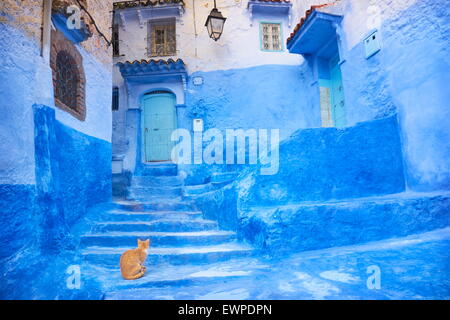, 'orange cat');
120,239,150,280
